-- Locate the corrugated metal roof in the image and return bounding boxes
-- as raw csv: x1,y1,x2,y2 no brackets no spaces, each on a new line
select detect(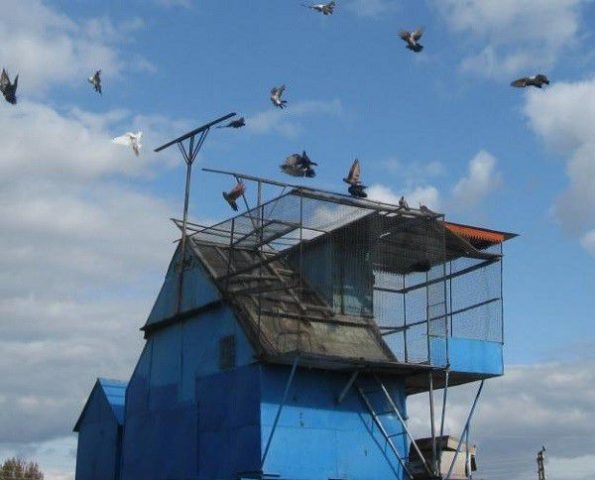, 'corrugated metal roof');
73,378,127,432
